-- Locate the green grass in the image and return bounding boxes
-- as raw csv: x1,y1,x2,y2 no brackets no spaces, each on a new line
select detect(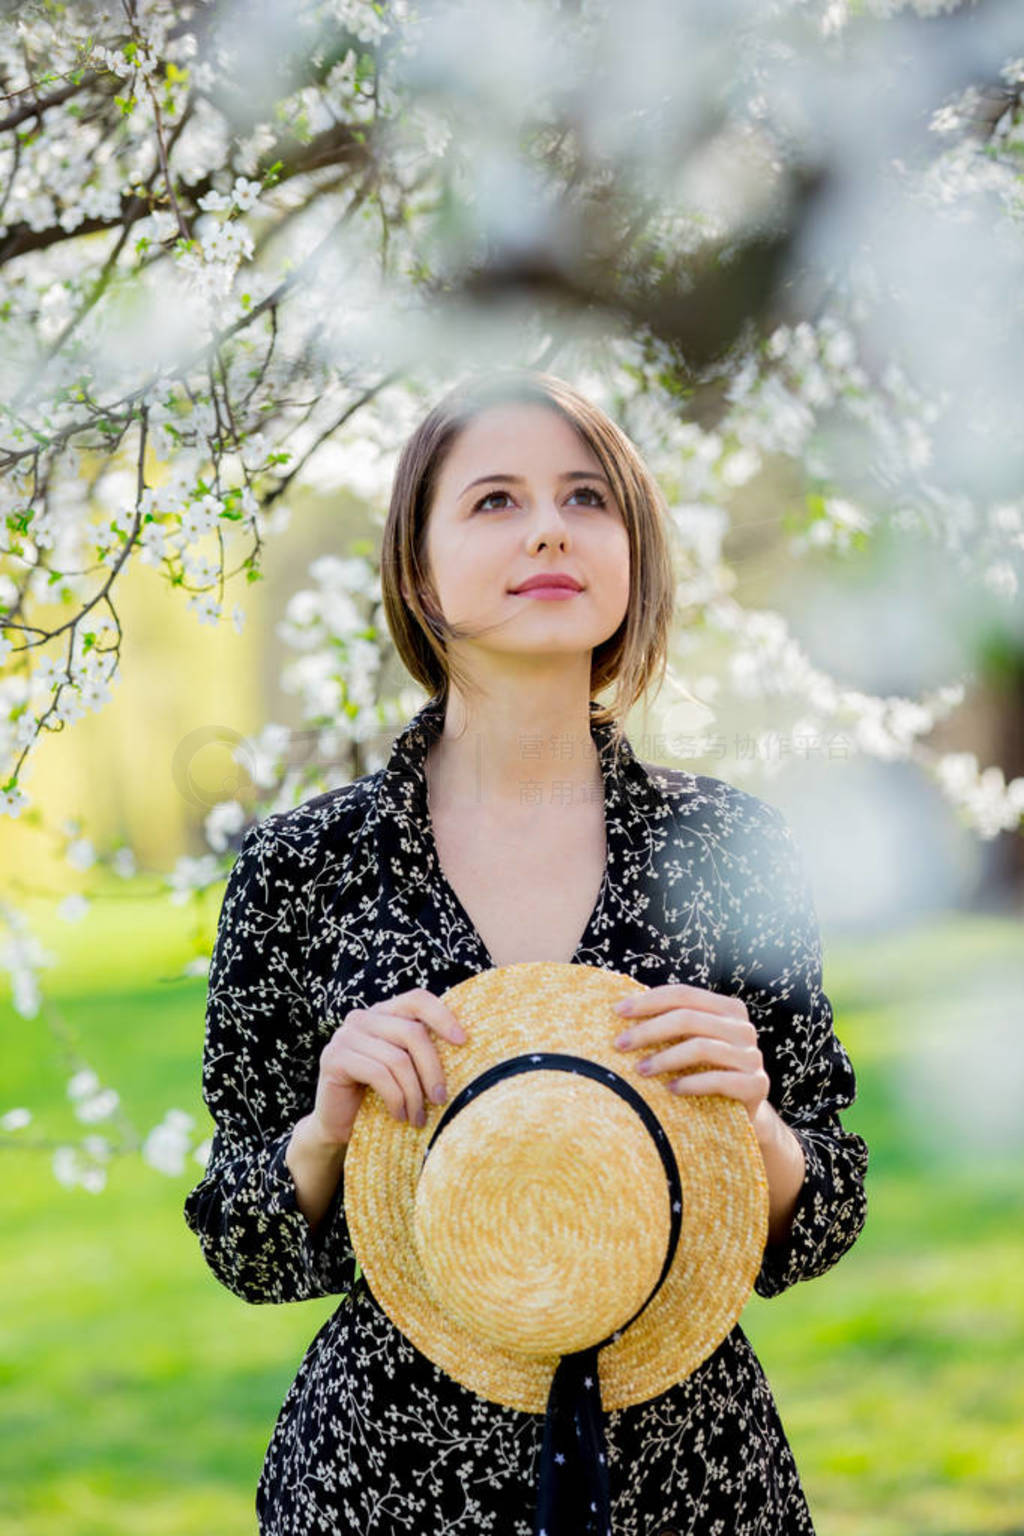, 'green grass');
2,899,1023,1535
